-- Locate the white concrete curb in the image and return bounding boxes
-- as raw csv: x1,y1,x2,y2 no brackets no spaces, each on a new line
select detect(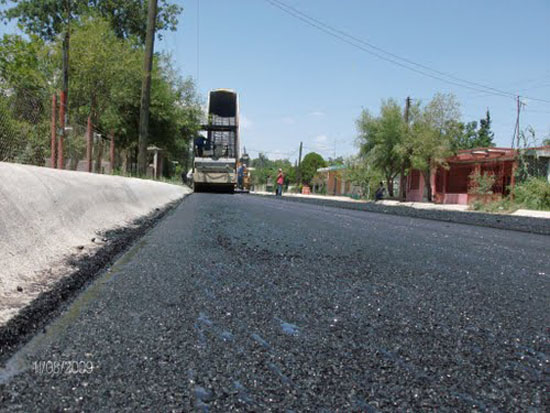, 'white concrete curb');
0,162,191,324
